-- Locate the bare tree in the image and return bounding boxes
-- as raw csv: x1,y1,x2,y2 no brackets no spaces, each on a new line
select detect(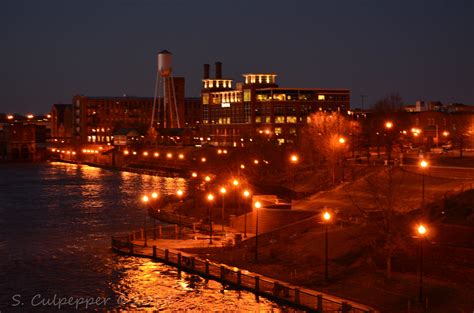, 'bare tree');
358,167,409,279
303,112,360,183
449,113,473,157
